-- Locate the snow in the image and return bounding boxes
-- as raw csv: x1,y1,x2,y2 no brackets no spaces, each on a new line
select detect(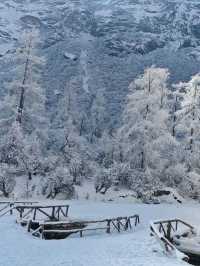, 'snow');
64,52,78,61
74,182,140,203
1,201,199,266
80,50,90,93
